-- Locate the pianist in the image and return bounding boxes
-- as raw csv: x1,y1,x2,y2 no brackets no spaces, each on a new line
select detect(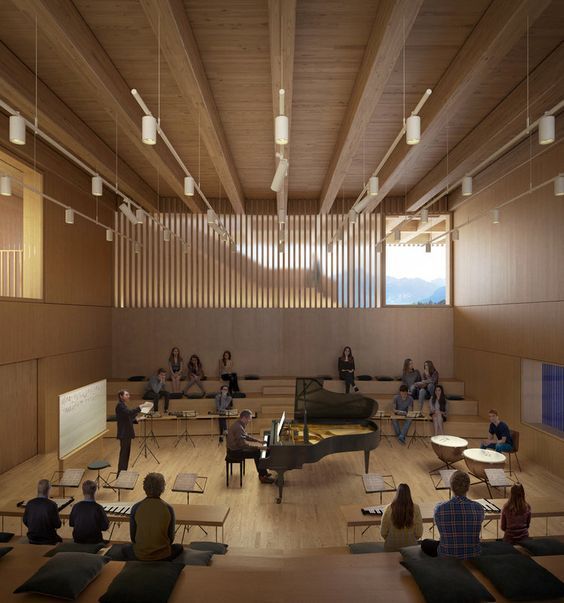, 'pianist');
227,410,274,484
69,480,109,544
22,479,62,545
